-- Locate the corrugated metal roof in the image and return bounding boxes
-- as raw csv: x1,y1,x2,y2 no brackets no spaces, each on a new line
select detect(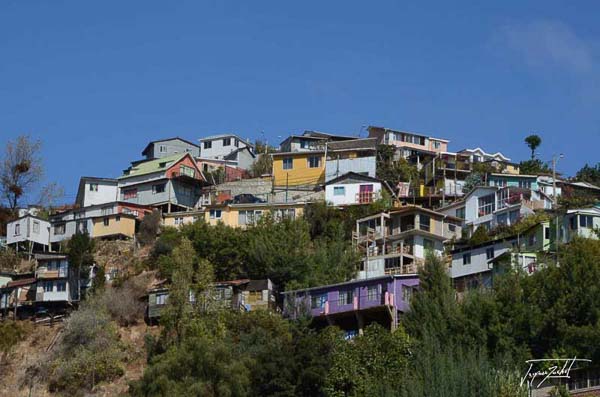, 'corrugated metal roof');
119,153,185,179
